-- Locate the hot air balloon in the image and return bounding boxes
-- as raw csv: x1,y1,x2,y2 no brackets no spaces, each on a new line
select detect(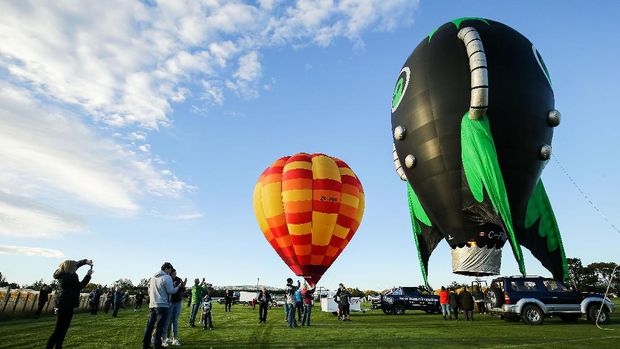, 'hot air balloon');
390,18,568,286
253,153,365,287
